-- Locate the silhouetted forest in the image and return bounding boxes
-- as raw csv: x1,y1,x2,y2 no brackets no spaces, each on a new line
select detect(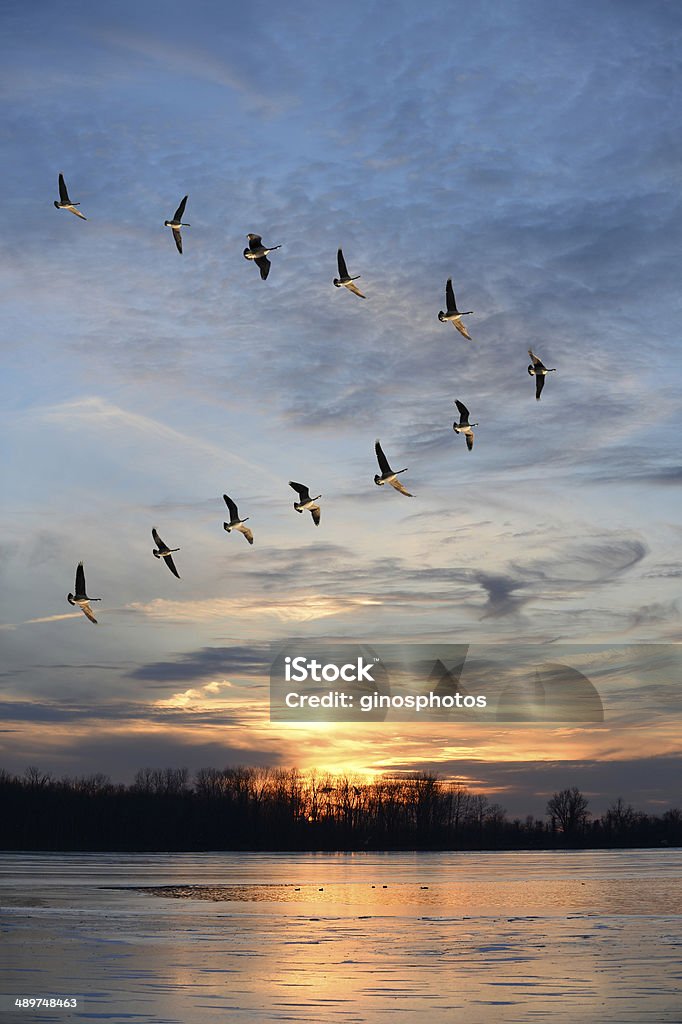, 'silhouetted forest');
1,767,680,851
